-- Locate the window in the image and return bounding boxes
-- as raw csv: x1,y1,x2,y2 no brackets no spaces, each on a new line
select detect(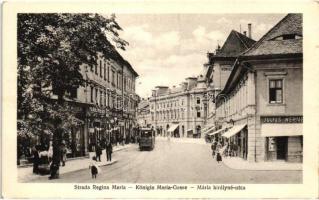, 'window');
103,63,106,80
95,88,98,104
269,79,283,103
100,90,103,106
197,111,201,118
90,86,94,103
112,70,115,86
100,60,102,77
197,97,200,104
107,66,110,82
95,64,98,75
272,34,302,41
70,87,77,99
105,91,107,106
